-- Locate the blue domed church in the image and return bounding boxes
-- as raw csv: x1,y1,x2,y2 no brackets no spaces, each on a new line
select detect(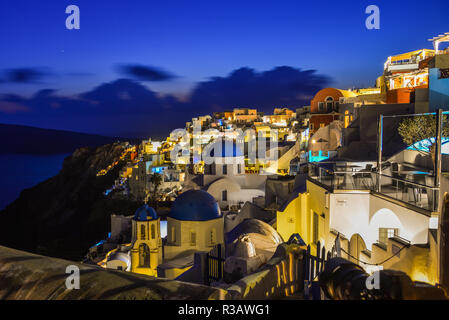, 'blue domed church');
161,189,224,278
130,205,162,276
103,190,224,279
